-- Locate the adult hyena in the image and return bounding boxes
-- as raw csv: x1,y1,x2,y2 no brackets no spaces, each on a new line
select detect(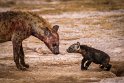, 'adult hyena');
0,11,59,70
67,42,112,71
